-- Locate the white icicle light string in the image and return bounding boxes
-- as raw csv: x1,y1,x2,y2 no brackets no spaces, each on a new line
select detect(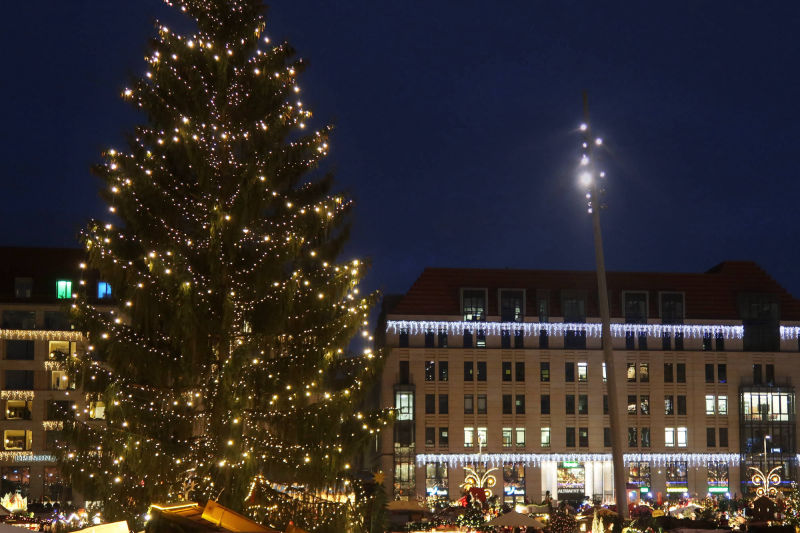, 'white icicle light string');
416,452,741,468
387,320,800,340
